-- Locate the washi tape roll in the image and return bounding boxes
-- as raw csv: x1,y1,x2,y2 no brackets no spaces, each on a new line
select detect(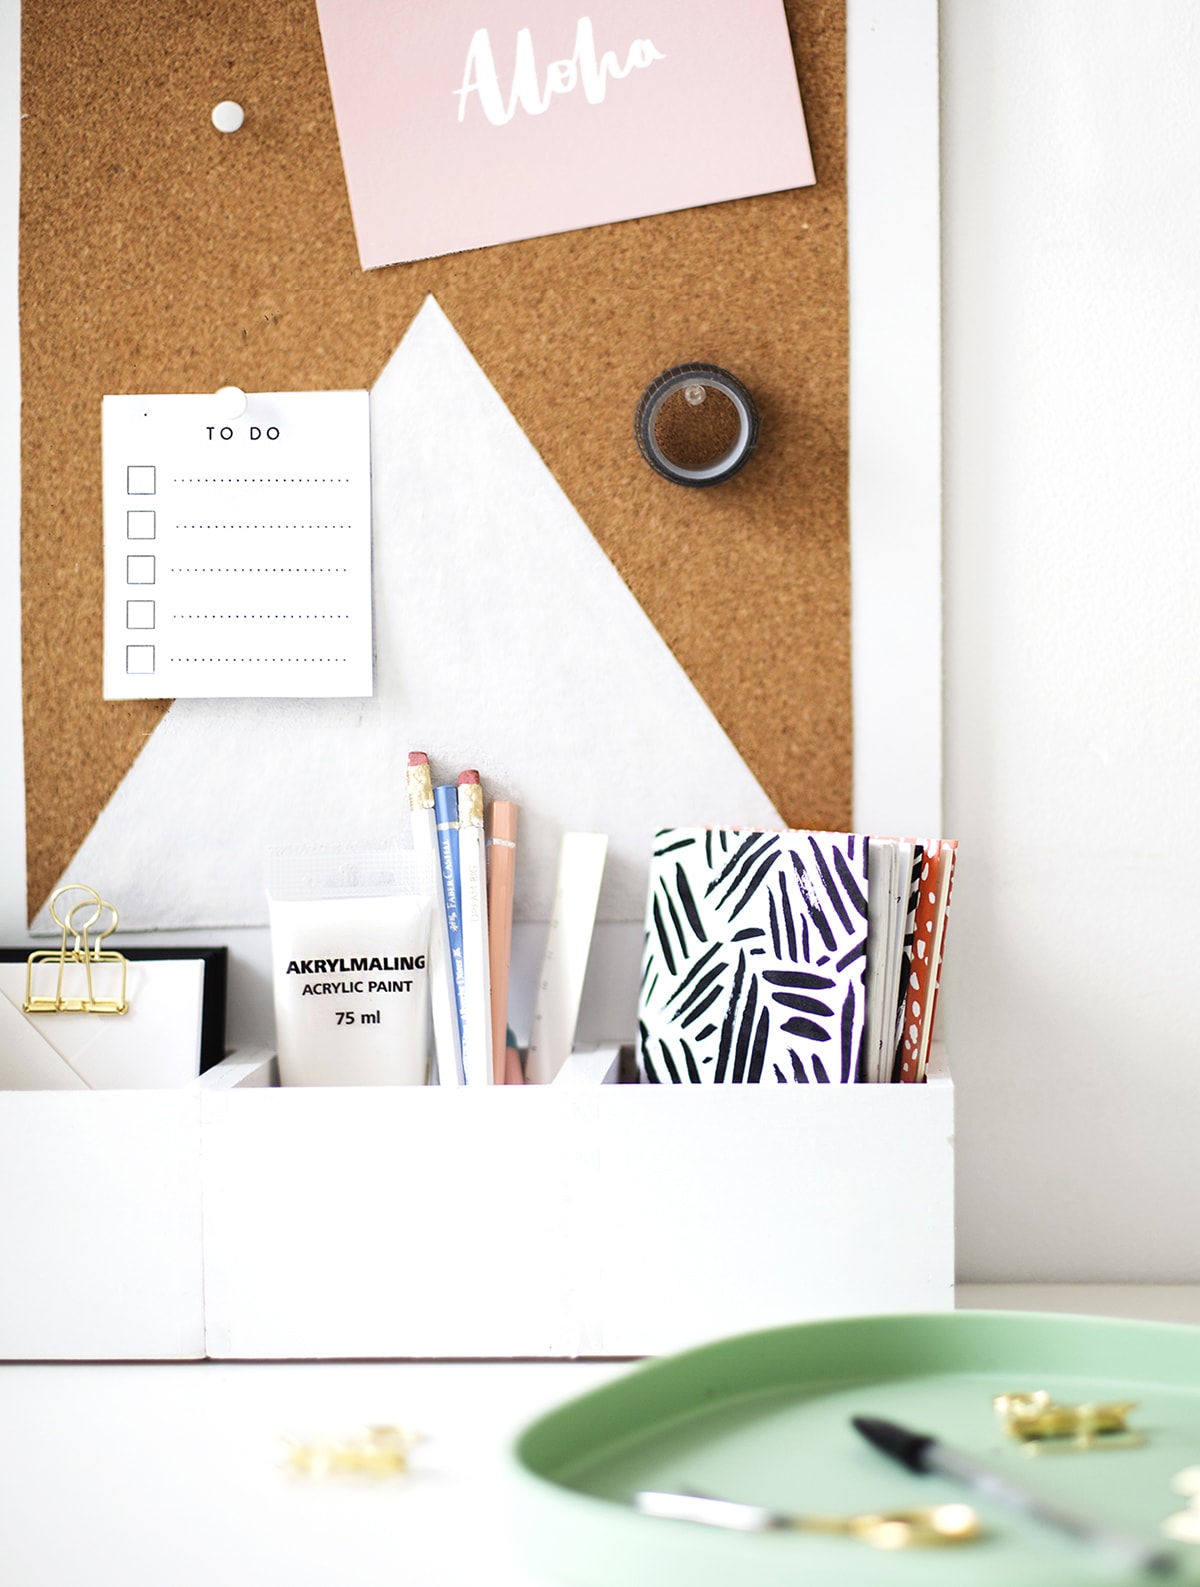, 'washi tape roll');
634,362,760,487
